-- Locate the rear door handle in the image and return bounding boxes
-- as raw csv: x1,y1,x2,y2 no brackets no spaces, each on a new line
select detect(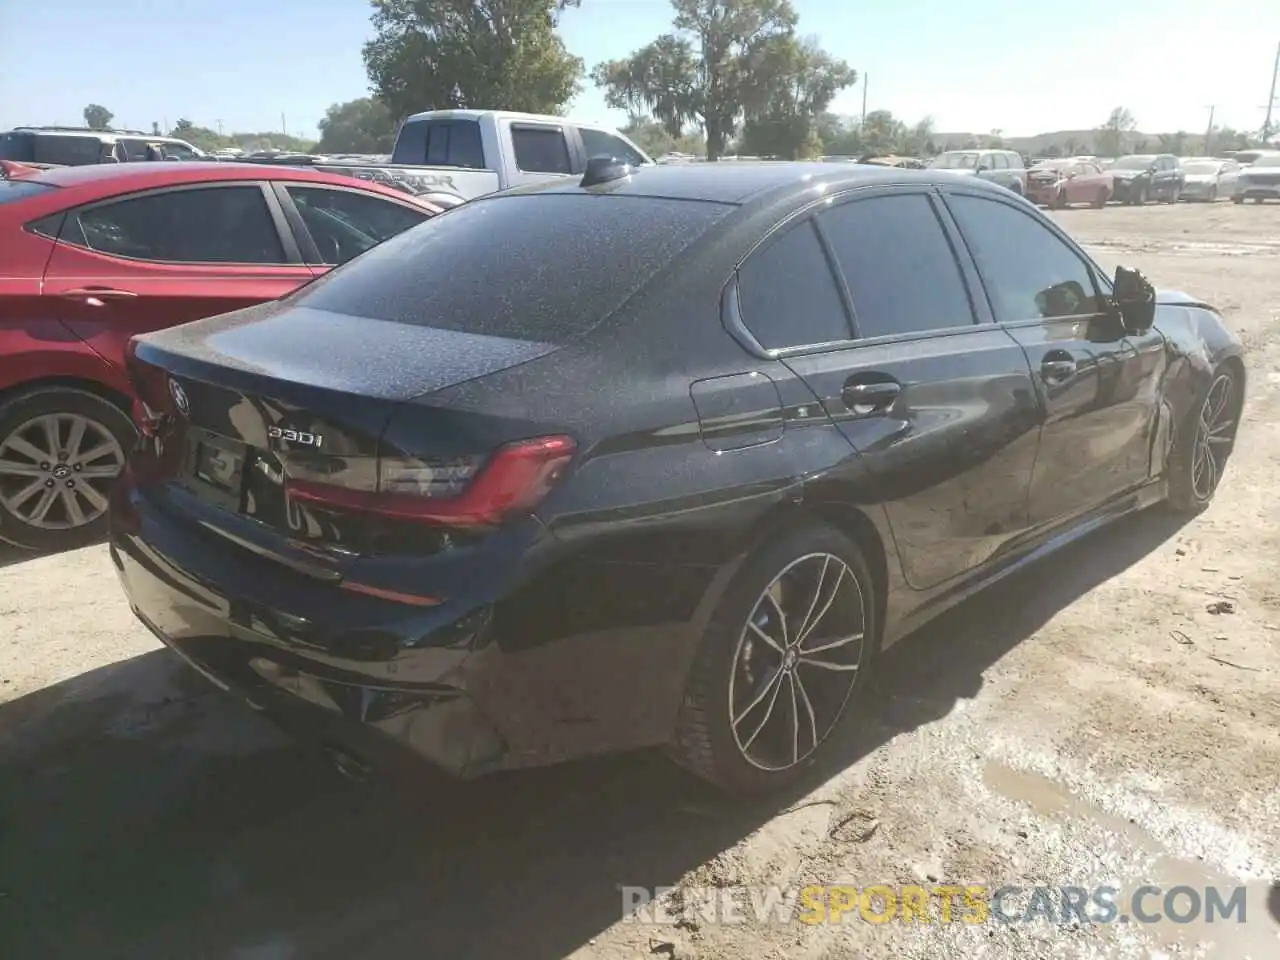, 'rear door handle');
1041,357,1077,383
843,378,902,411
